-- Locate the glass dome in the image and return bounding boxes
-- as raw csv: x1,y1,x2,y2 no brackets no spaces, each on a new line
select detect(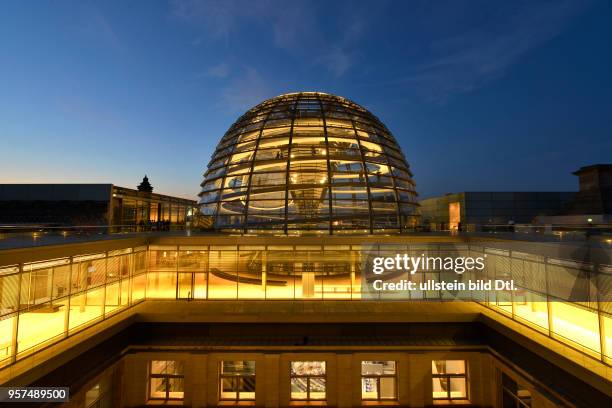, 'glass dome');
199,92,418,234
